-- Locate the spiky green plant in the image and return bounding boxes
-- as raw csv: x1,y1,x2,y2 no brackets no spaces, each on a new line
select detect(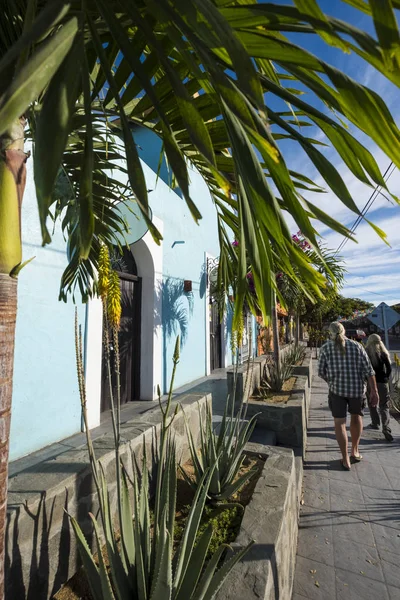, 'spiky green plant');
72,331,252,600
181,397,258,504
286,344,306,367
262,355,294,394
